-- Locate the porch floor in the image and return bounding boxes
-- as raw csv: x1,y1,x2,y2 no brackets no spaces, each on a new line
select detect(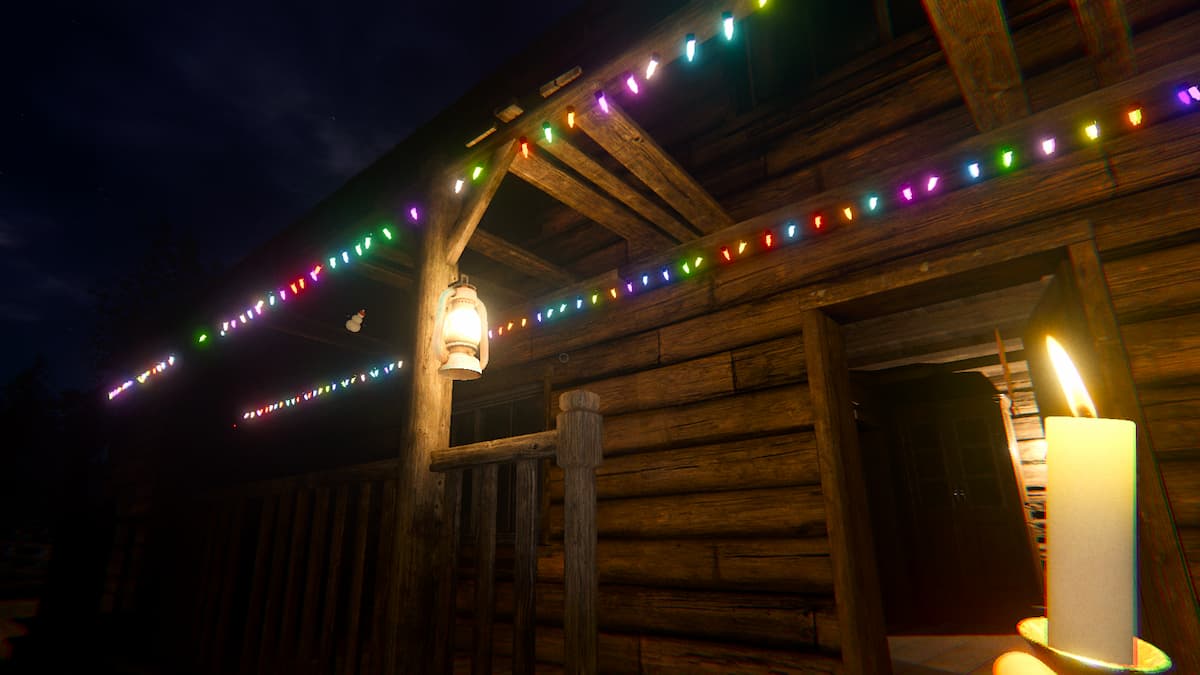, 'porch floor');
889,634,1036,674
